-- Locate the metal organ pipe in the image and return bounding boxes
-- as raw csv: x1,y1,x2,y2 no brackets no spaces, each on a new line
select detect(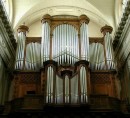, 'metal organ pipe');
25,43,41,70
41,21,50,65
52,24,79,66
101,25,115,70
41,24,44,64
72,27,74,65
15,27,27,70
71,75,78,103
104,32,115,69
89,43,105,70
59,25,61,65
55,75,63,103
80,22,89,61
71,27,73,65
65,75,69,103
46,66,54,103
80,66,87,103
